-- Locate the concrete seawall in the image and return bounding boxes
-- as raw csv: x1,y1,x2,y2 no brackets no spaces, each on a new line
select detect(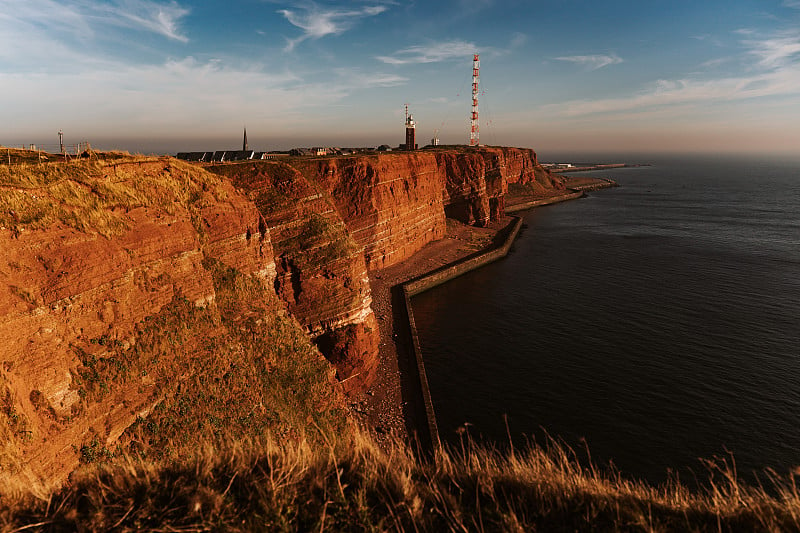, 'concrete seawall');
400,216,523,452
565,179,619,192
398,187,605,453
505,190,584,213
